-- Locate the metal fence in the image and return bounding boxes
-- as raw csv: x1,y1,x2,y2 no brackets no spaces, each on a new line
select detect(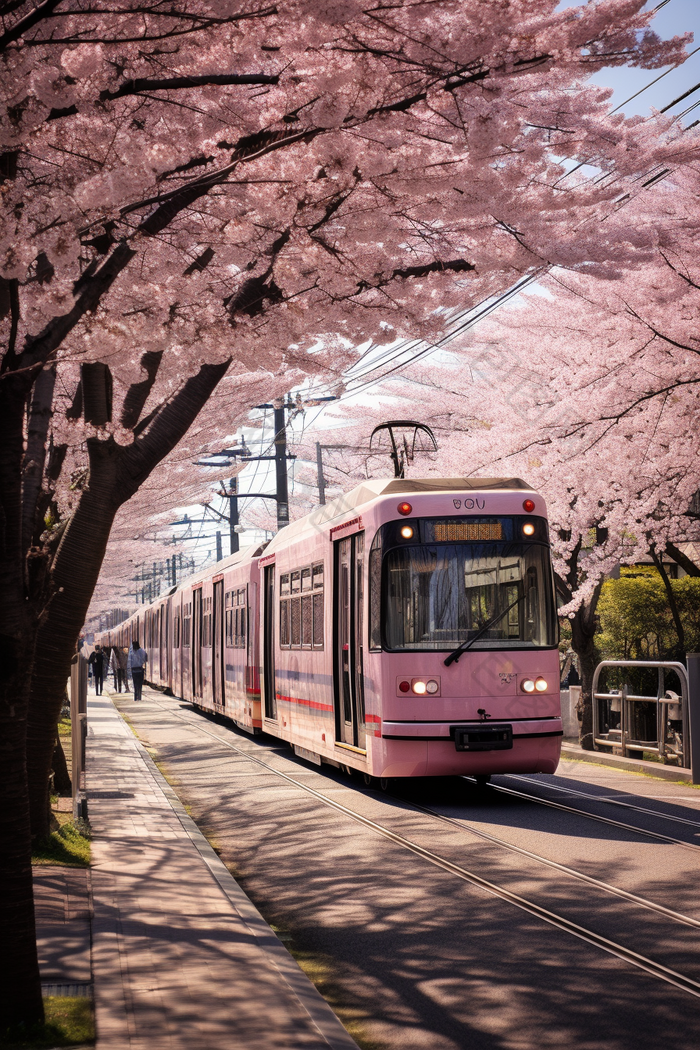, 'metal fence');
592,660,689,768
